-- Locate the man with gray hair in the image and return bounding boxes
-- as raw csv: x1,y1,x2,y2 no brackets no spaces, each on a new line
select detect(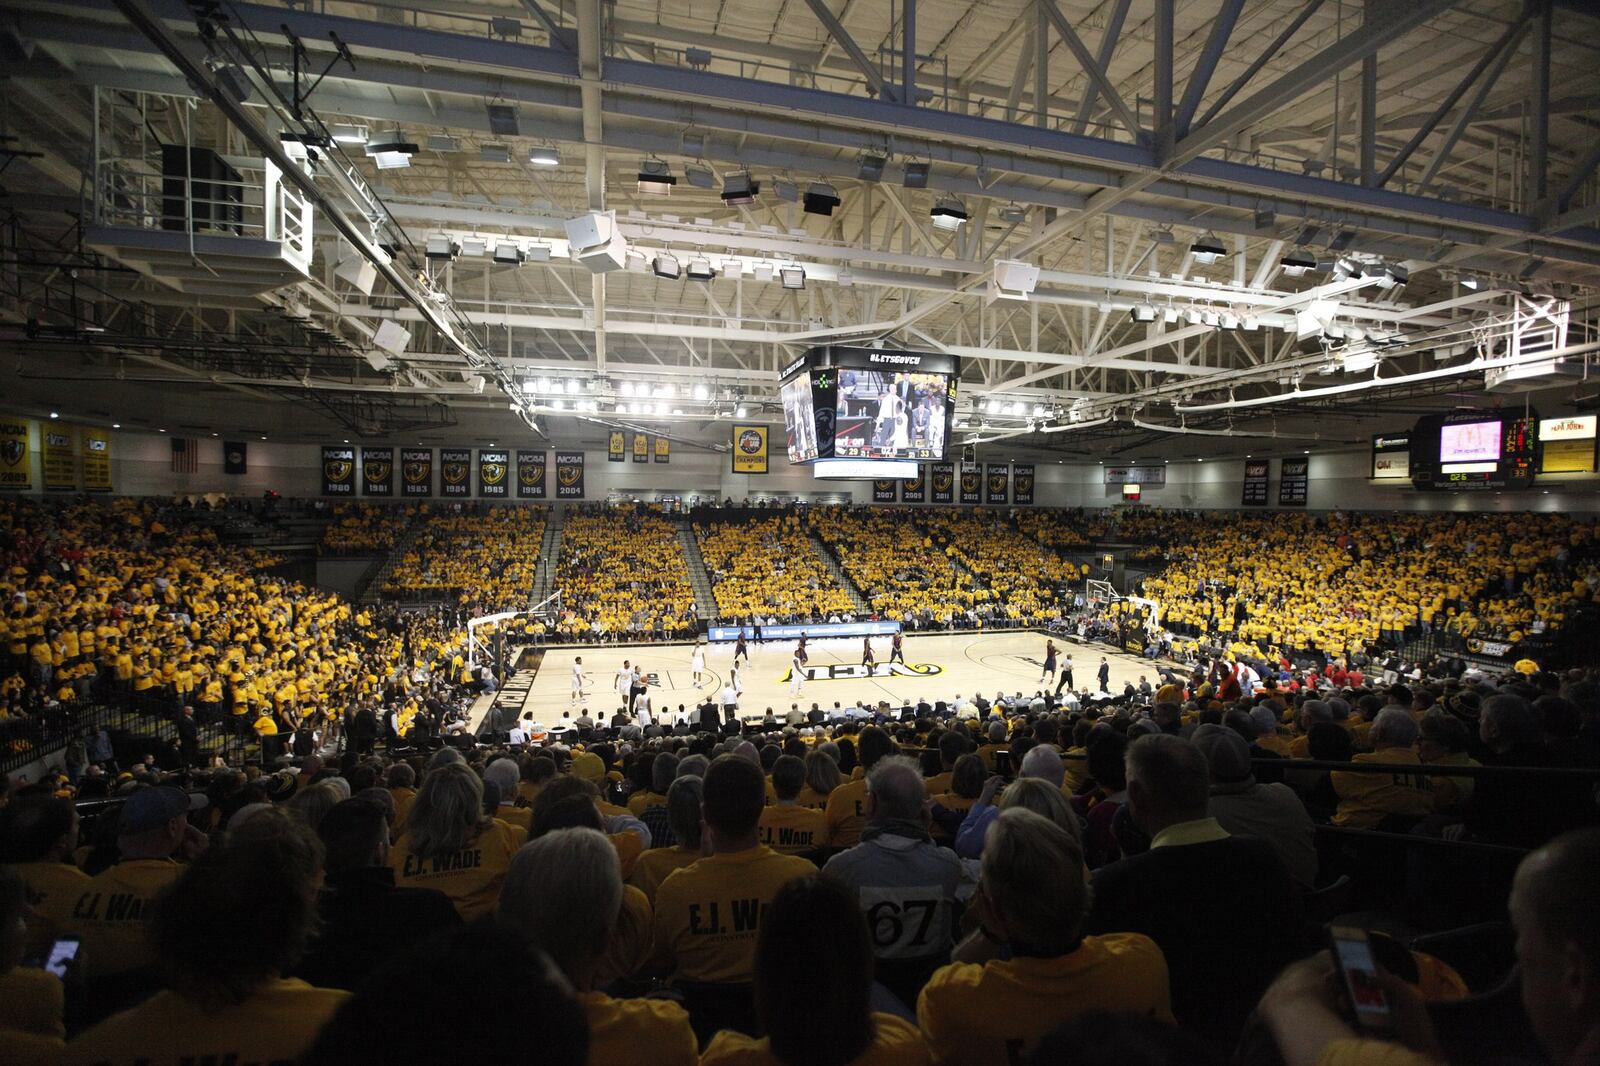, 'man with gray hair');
1289,699,1334,758
498,828,697,1064
1330,707,1432,830
822,755,970,1007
